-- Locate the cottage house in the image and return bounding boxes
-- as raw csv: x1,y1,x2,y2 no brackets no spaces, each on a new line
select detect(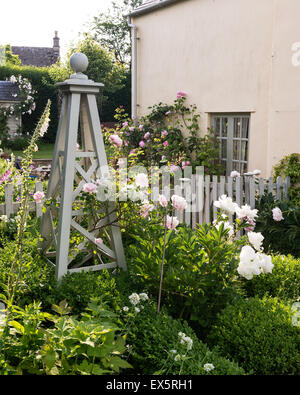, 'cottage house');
128,0,300,177
0,81,21,139
11,31,60,67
